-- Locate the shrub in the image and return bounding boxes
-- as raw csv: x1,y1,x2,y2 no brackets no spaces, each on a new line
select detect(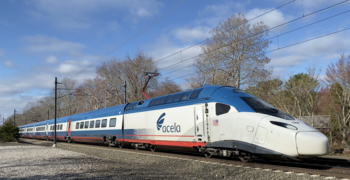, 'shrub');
0,121,19,142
